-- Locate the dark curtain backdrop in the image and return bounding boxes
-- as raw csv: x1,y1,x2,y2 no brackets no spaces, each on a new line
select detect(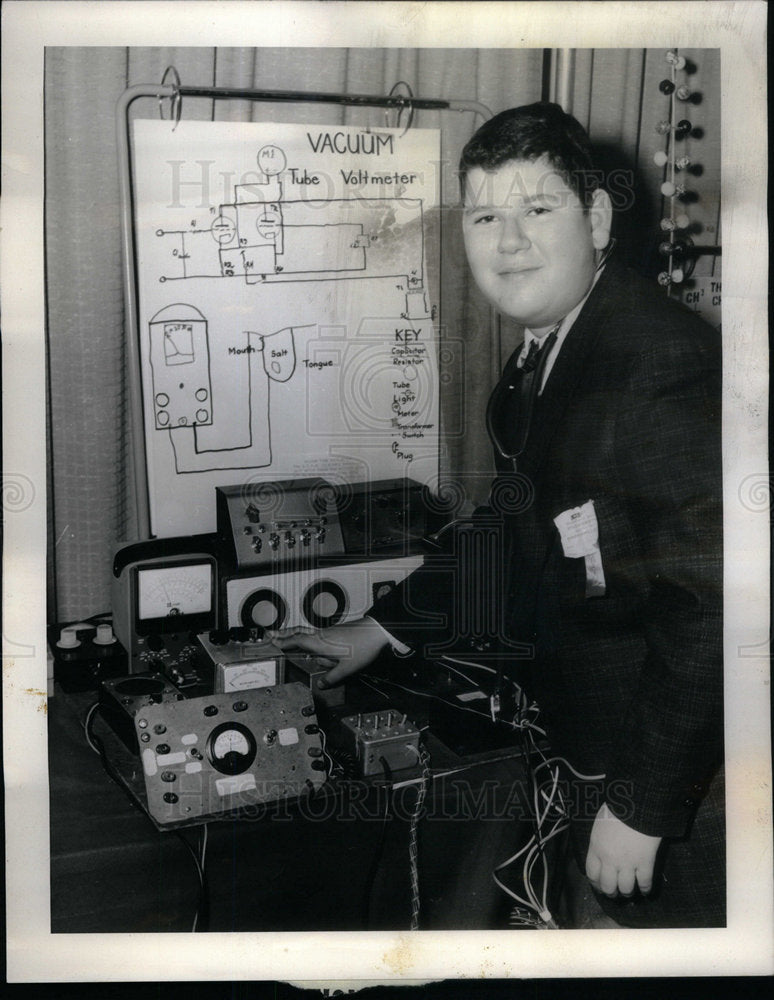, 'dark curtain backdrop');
45,47,720,621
